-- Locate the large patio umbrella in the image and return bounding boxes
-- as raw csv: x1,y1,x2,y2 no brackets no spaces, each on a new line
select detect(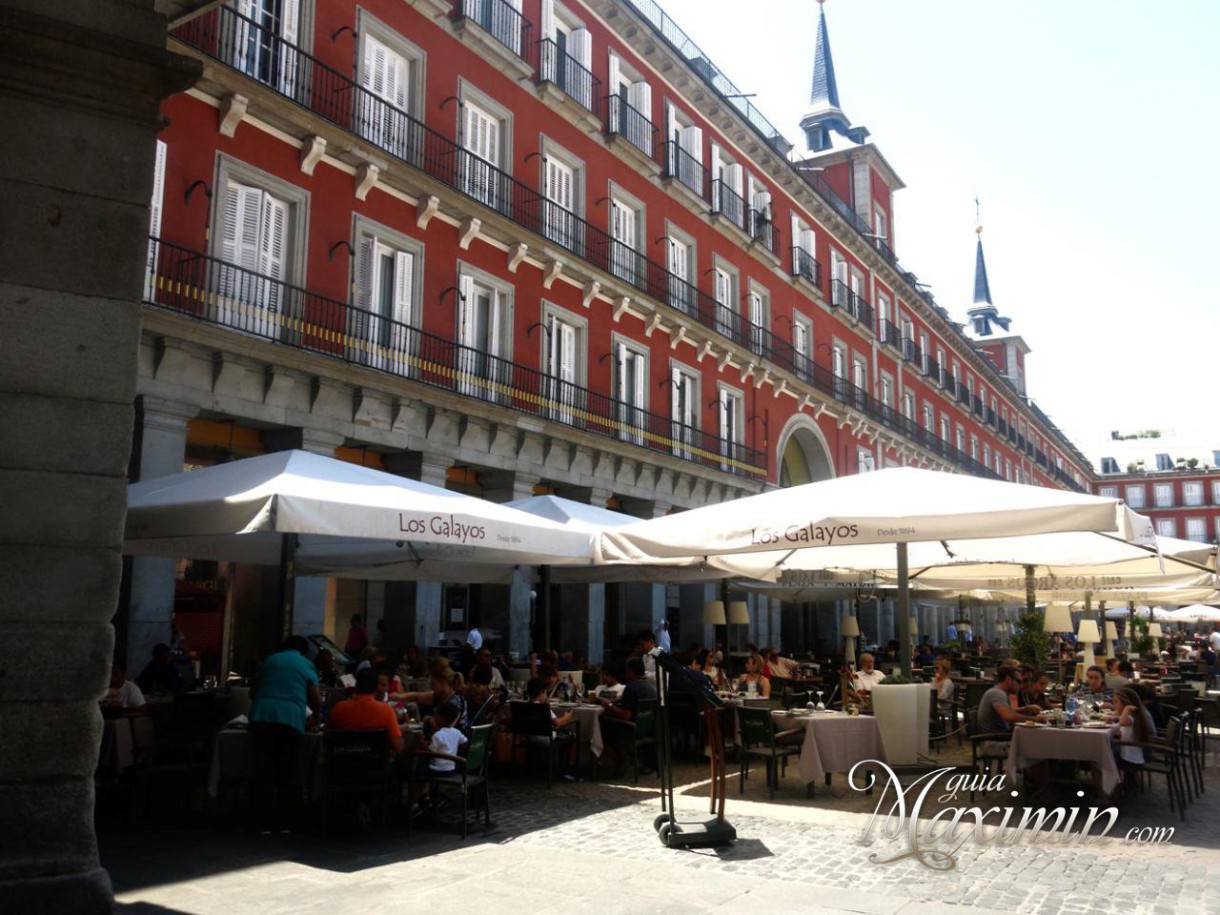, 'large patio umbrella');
125,450,598,635
1164,604,1220,623
596,468,1155,672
